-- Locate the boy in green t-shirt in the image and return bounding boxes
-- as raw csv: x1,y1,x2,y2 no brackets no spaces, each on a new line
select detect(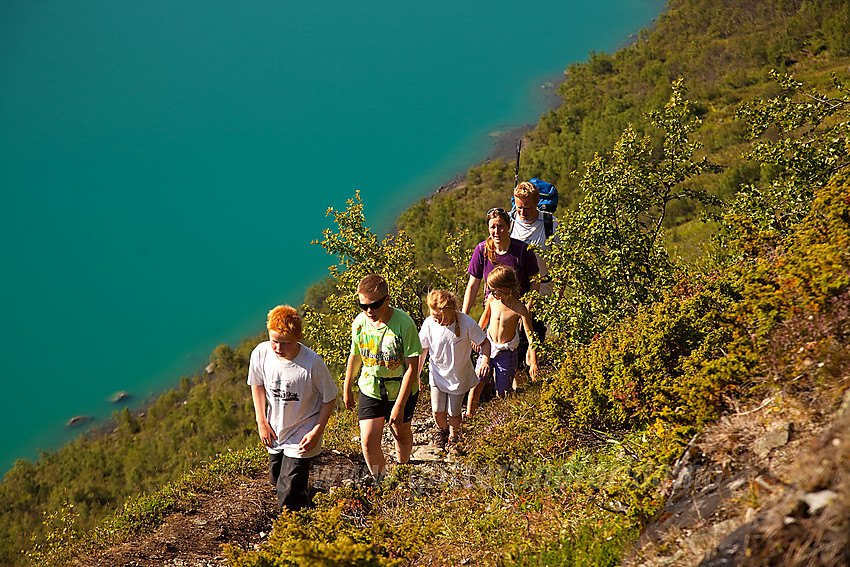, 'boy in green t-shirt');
343,274,422,476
